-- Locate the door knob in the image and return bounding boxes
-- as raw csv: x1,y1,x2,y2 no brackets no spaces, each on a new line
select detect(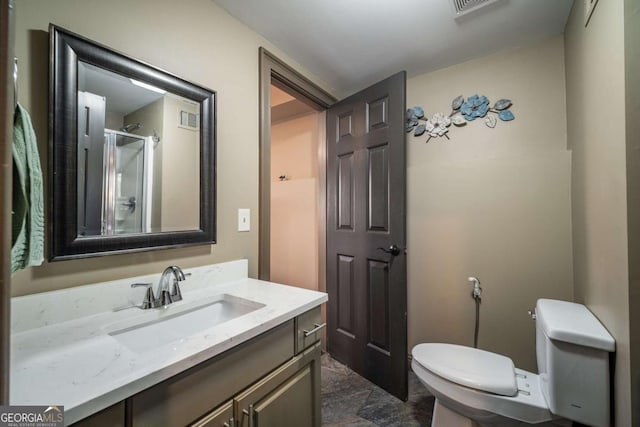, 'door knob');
377,244,402,256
